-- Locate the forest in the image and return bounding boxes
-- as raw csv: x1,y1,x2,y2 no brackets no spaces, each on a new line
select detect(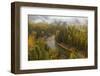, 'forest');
28,15,88,60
